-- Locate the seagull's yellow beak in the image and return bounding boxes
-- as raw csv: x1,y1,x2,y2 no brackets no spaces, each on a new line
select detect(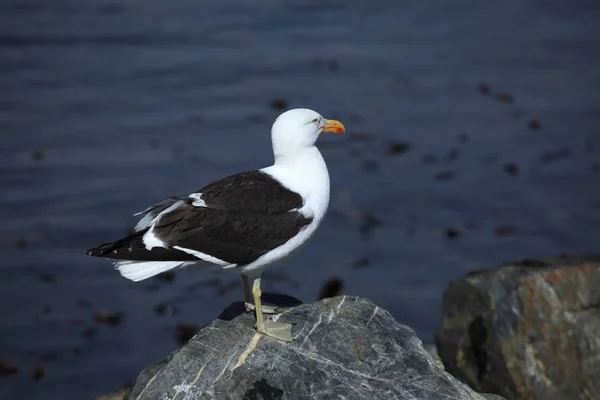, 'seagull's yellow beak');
321,119,345,135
